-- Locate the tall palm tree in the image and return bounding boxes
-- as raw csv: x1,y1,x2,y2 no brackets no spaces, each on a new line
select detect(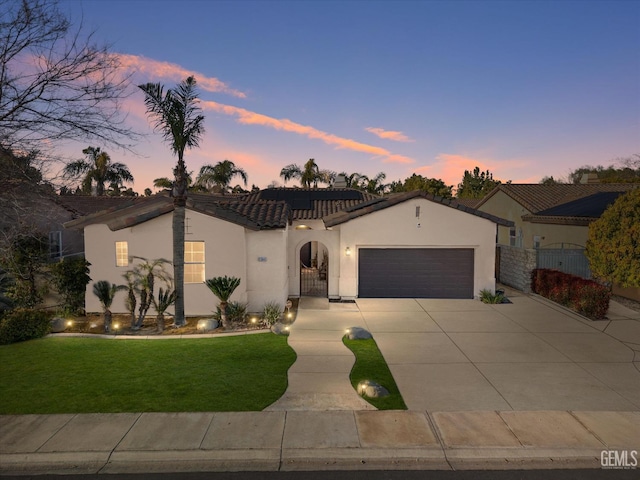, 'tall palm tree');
92,280,126,333
338,171,367,189
63,147,134,196
362,172,388,194
139,77,205,327
196,160,248,194
153,168,195,191
280,158,332,188
205,276,241,330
